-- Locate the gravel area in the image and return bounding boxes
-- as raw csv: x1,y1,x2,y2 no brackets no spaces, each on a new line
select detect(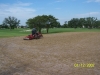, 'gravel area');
0,32,100,75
